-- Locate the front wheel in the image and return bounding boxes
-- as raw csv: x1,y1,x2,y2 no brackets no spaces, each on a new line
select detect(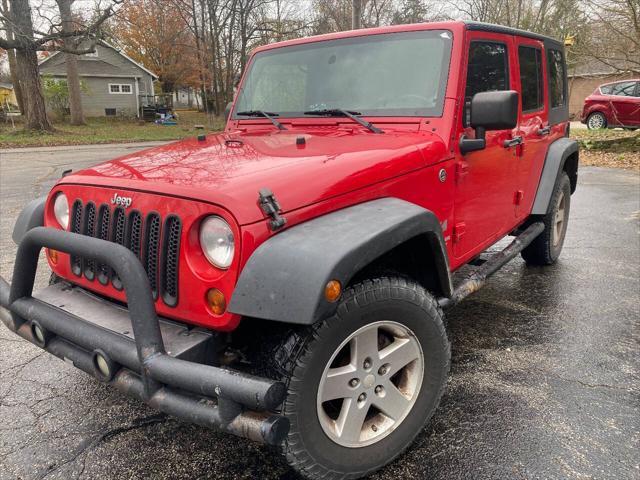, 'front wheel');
274,277,450,480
